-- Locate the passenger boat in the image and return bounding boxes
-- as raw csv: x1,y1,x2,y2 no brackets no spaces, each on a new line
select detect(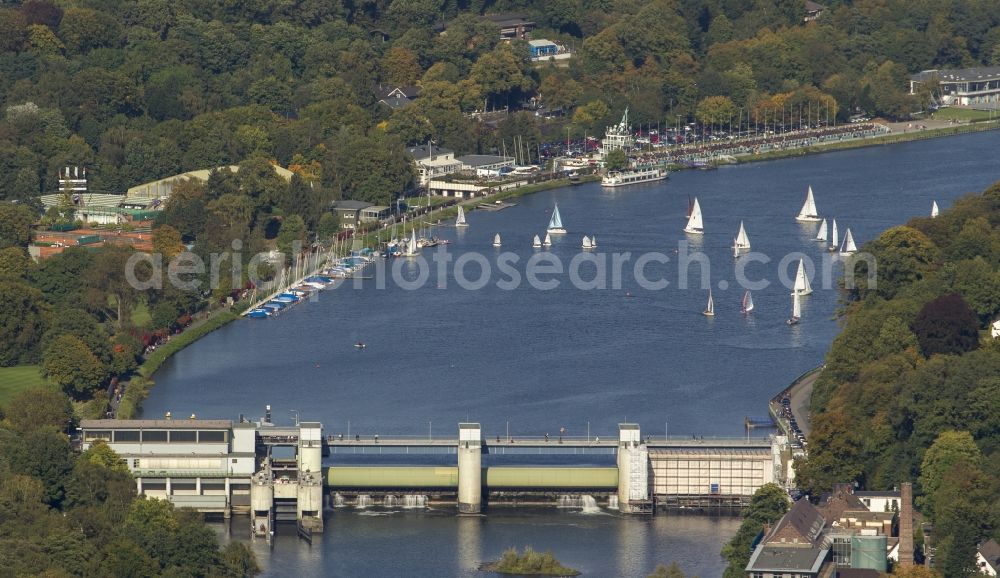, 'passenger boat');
601,166,668,187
